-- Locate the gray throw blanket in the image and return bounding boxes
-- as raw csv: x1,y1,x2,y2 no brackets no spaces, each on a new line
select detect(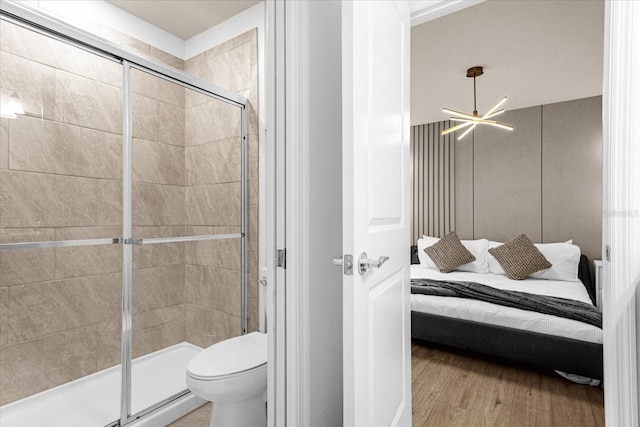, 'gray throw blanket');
411,278,602,328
